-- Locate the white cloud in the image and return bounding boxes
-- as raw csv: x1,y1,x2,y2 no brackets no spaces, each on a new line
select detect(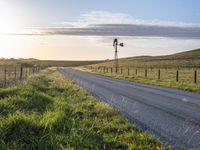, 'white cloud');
61,11,132,27
4,11,200,39
62,11,200,28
